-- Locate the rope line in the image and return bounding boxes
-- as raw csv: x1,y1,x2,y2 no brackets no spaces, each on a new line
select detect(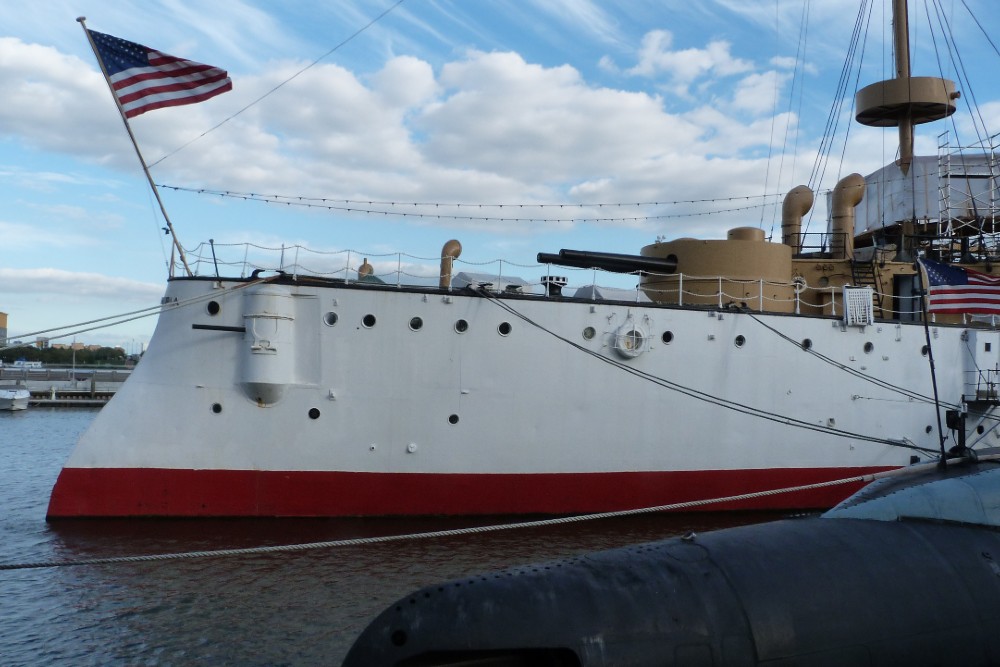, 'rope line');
480,290,935,454
0,276,277,353
0,474,867,572
745,311,955,408
157,185,778,223
160,185,784,208
147,0,408,168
